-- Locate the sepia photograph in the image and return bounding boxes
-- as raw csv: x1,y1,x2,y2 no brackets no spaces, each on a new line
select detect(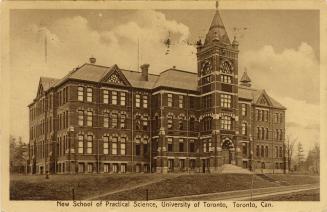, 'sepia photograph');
2,0,325,210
